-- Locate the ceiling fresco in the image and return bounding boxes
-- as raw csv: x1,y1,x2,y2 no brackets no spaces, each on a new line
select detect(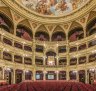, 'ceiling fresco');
21,0,90,16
